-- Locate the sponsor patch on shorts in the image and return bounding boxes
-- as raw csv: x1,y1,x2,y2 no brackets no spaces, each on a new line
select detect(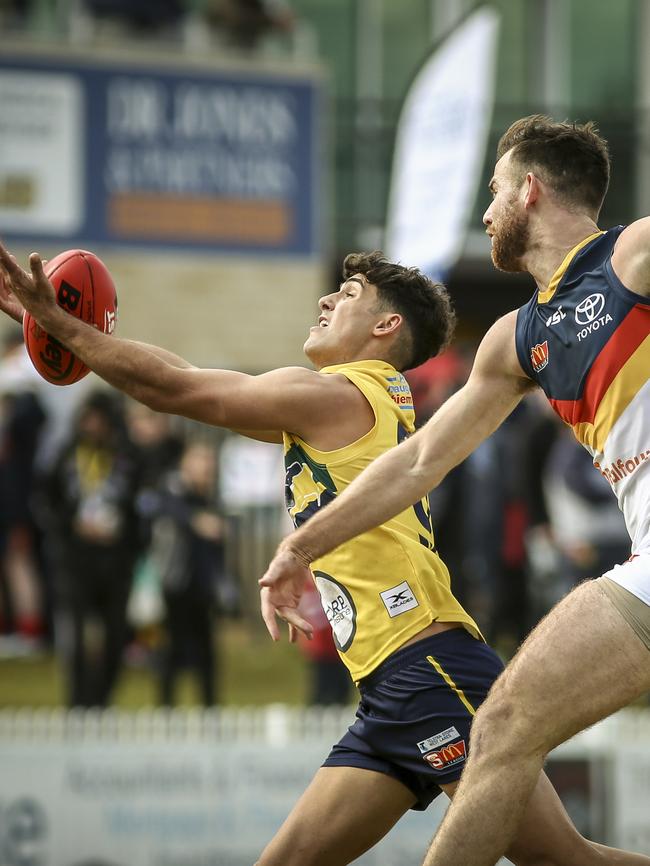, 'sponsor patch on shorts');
423,739,467,771
417,726,460,754
380,581,419,618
